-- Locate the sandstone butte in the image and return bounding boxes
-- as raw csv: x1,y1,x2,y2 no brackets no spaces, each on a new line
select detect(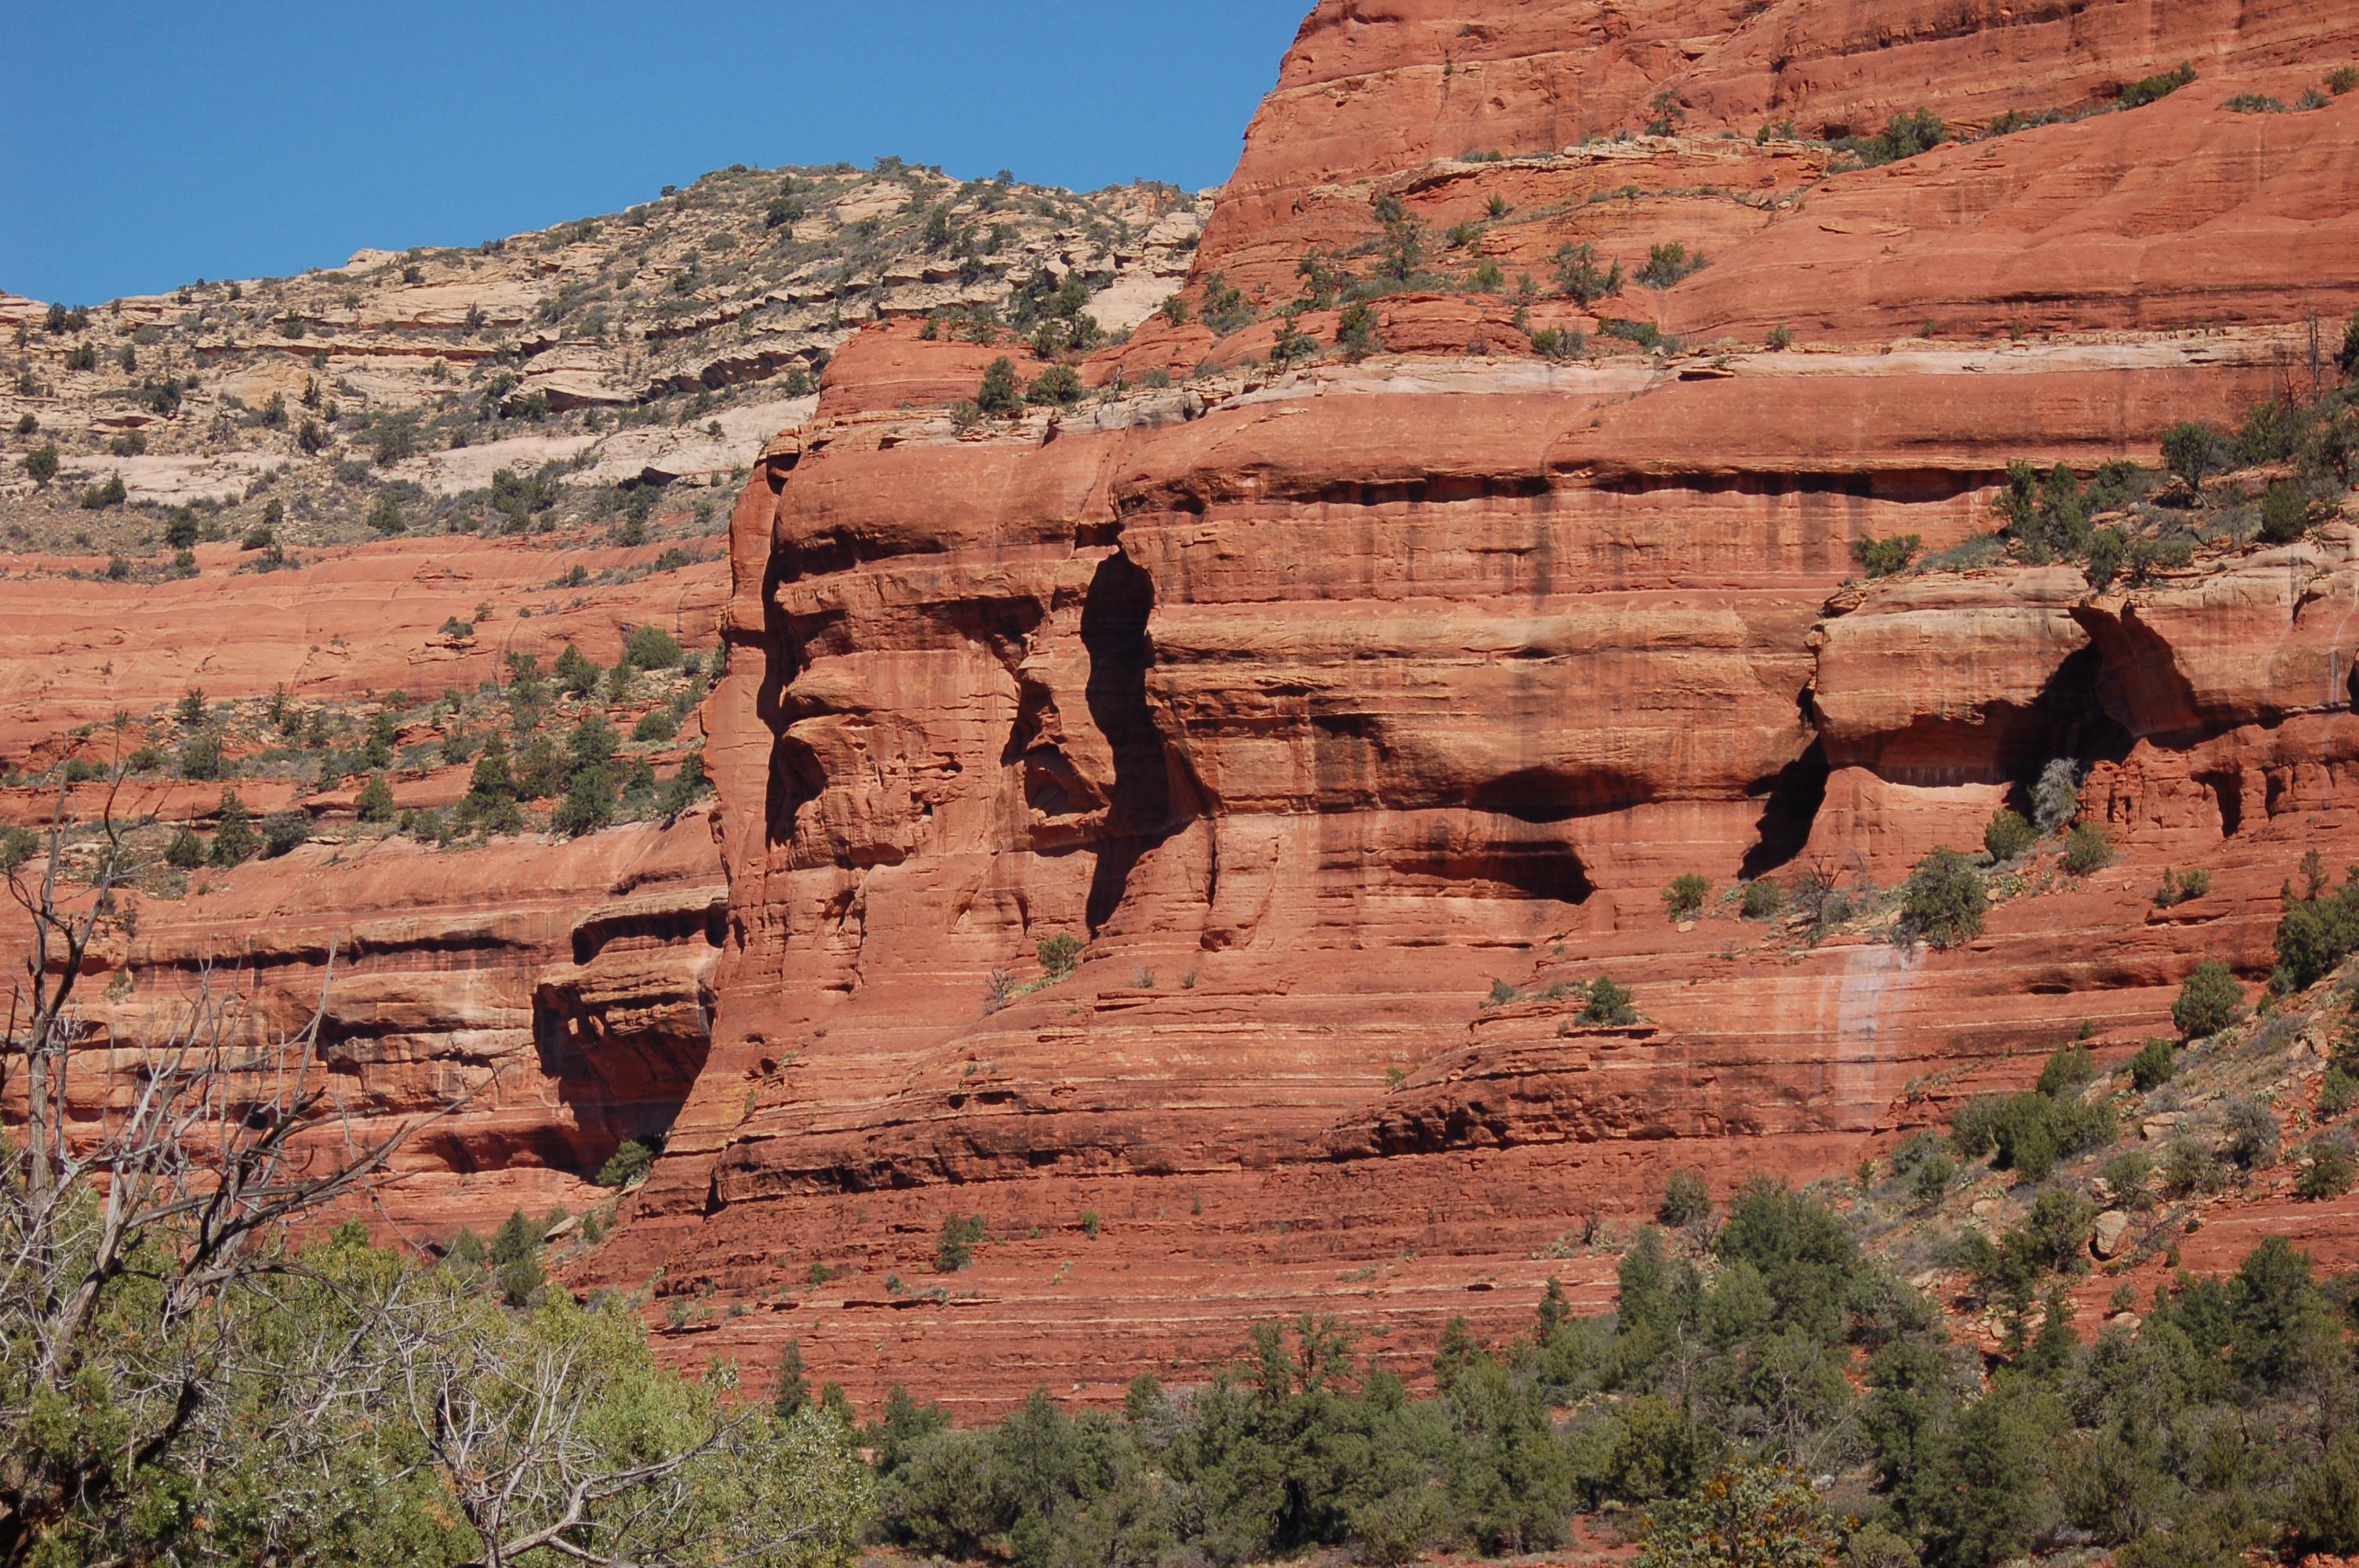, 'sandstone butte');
10,0,2359,1419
